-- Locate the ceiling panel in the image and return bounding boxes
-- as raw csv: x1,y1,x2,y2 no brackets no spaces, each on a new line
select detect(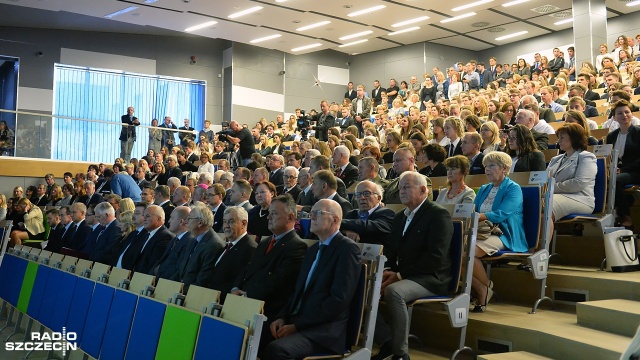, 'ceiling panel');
466,22,551,44
606,0,640,14
429,35,495,51
436,9,516,34
496,0,573,19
